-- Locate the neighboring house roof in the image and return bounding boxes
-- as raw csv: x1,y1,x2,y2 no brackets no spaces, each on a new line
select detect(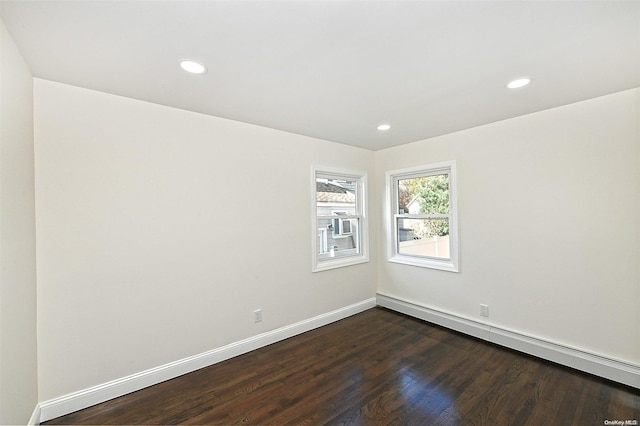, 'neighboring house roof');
316,182,355,203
